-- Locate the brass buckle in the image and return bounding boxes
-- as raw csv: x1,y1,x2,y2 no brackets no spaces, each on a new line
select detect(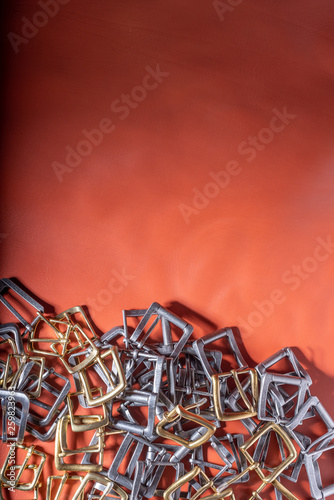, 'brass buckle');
54,415,104,471
28,312,70,357
46,473,83,500
72,472,128,500
67,389,109,432
77,346,126,406
59,324,99,373
156,404,216,449
212,368,258,421
163,466,233,500
28,306,97,363
0,479,41,499
0,443,46,491
240,421,297,484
